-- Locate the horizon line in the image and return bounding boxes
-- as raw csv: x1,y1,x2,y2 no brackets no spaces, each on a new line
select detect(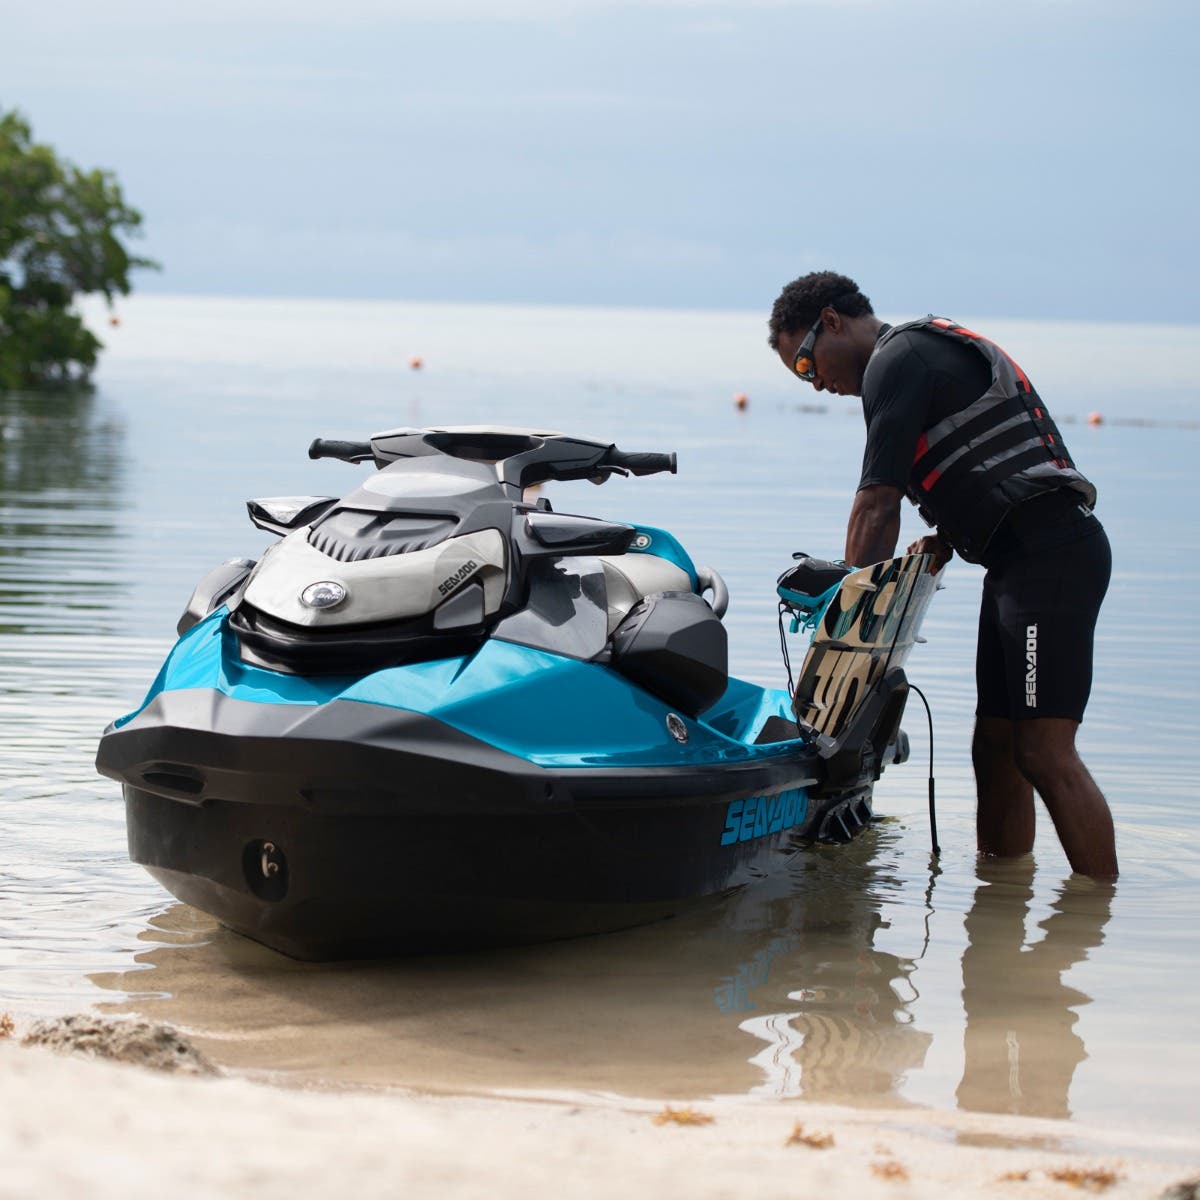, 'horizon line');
87,288,1198,333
